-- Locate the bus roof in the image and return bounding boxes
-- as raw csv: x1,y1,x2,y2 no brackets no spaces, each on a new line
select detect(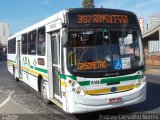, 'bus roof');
67,8,136,15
